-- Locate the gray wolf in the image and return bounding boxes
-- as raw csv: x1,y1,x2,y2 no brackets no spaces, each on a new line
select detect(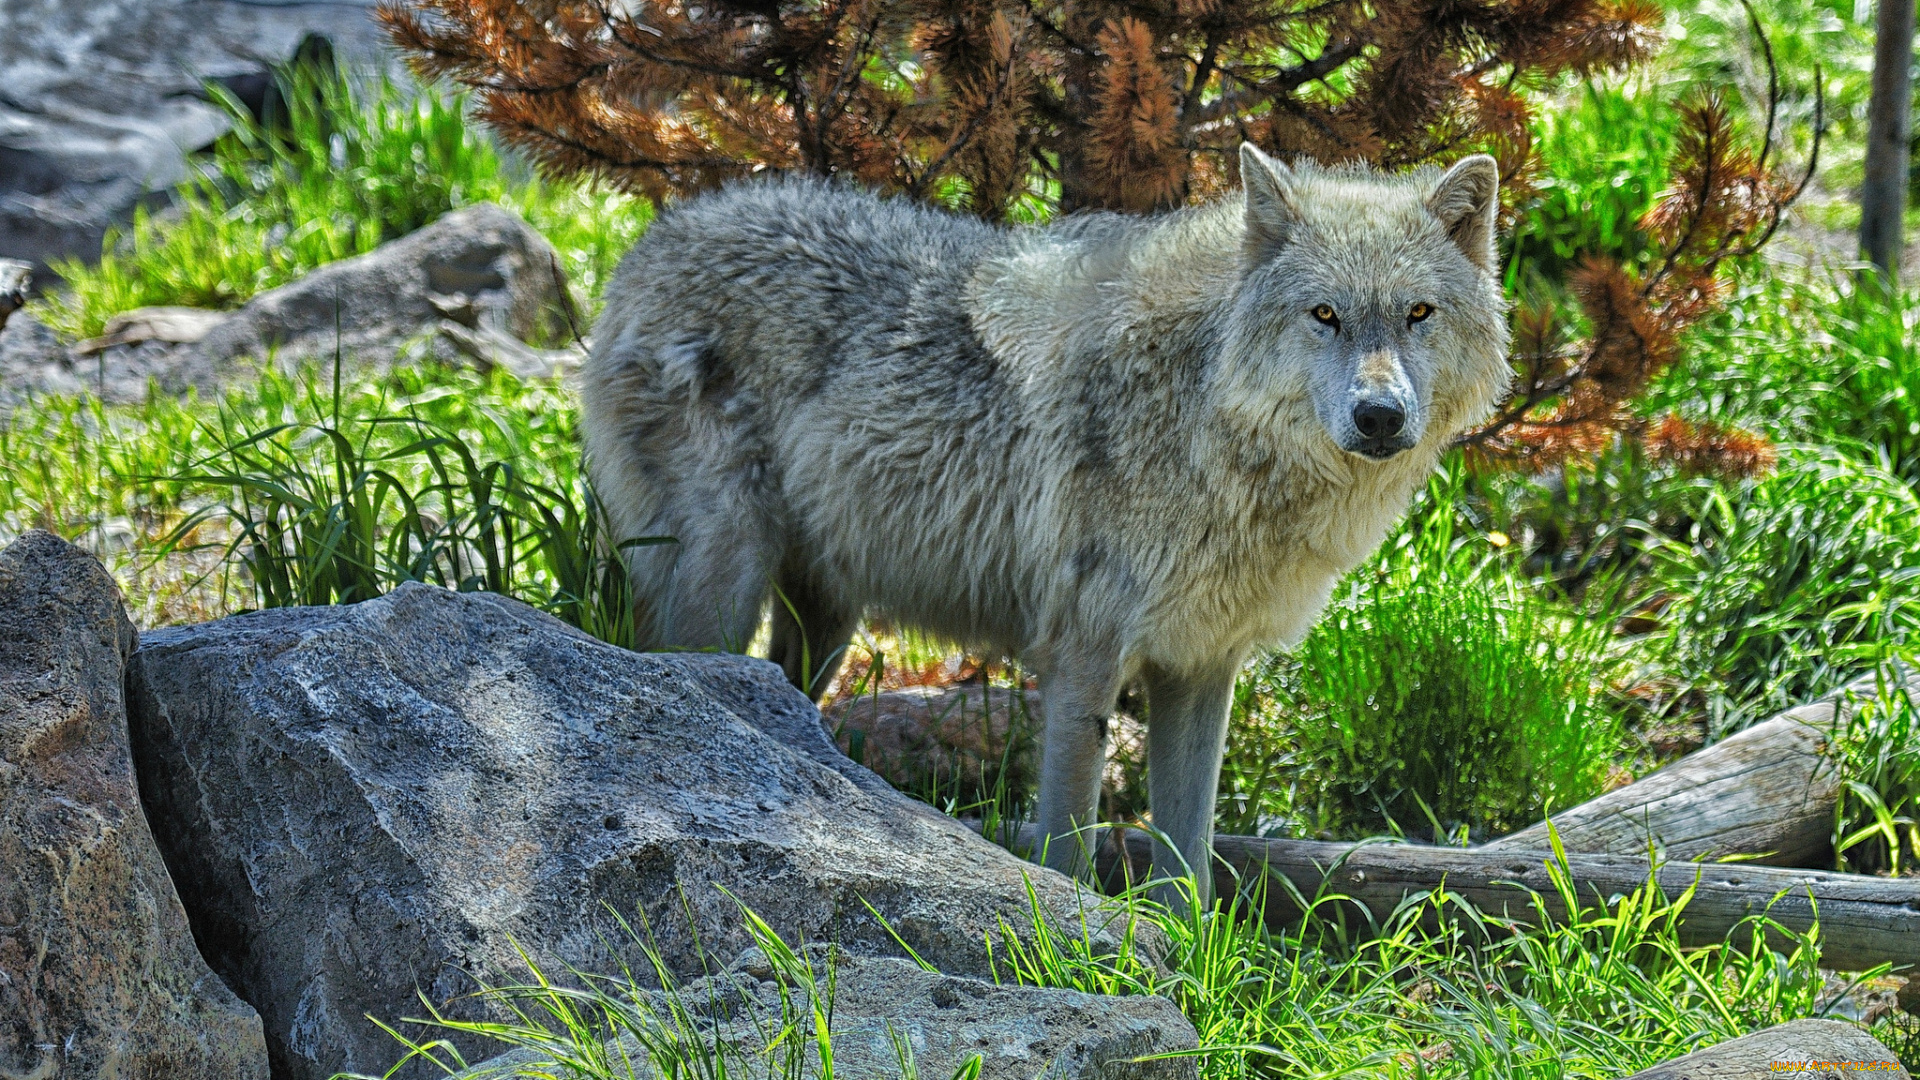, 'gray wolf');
581,144,1511,900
